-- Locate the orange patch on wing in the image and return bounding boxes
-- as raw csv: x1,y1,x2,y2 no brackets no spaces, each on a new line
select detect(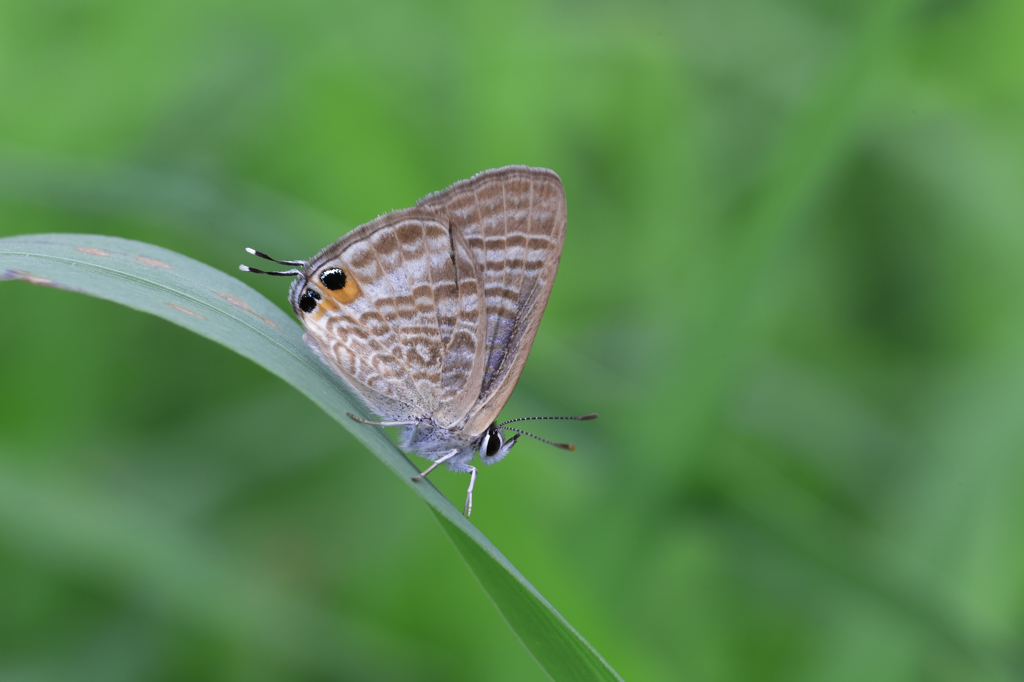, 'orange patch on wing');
324,273,361,305
77,247,110,256
302,270,359,322
136,256,171,269
306,295,339,323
